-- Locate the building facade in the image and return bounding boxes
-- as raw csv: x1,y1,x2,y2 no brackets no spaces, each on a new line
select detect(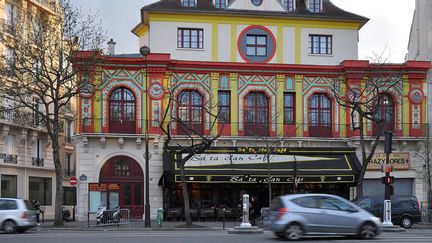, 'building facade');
74,0,430,220
0,0,76,220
